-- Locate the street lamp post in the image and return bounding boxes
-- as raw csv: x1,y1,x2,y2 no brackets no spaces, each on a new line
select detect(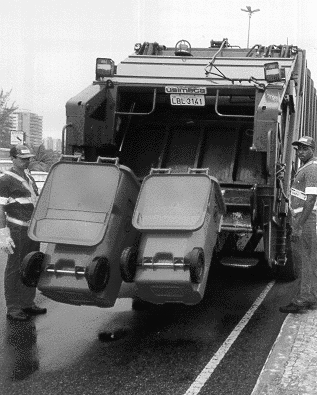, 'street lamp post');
241,6,260,48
